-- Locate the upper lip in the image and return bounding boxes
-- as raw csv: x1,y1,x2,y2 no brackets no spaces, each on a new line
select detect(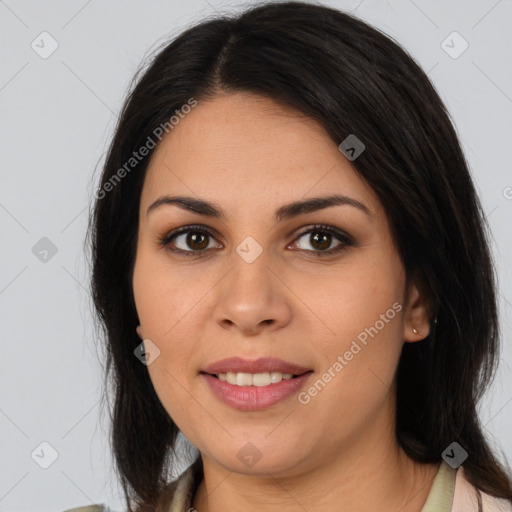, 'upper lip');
202,357,312,375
